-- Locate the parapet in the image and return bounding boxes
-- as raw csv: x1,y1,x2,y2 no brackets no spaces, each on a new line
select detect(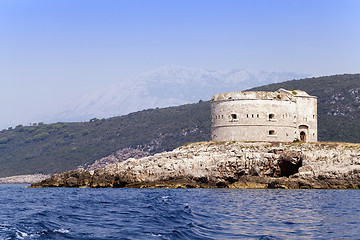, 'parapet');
211,88,315,102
